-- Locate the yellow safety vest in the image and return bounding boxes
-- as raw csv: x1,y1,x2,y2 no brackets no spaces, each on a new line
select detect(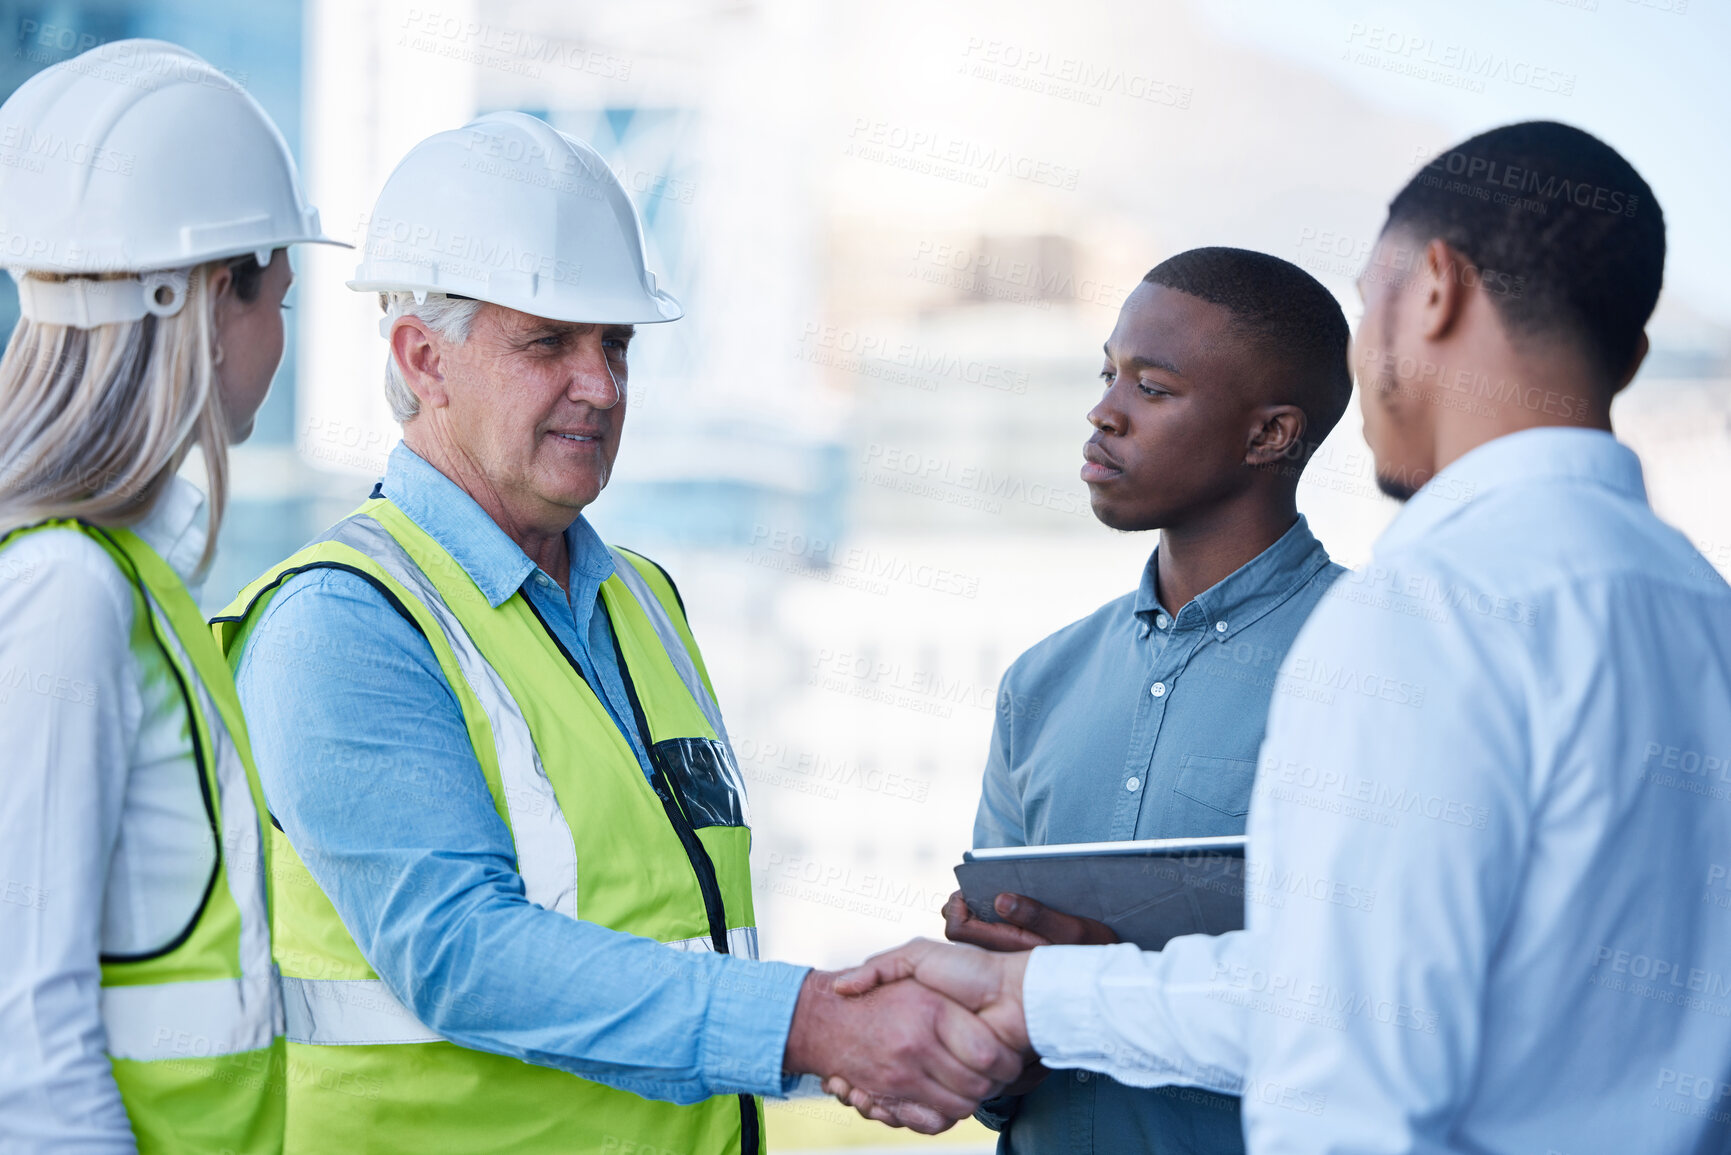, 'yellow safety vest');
214,498,763,1154
1,520,284,1154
